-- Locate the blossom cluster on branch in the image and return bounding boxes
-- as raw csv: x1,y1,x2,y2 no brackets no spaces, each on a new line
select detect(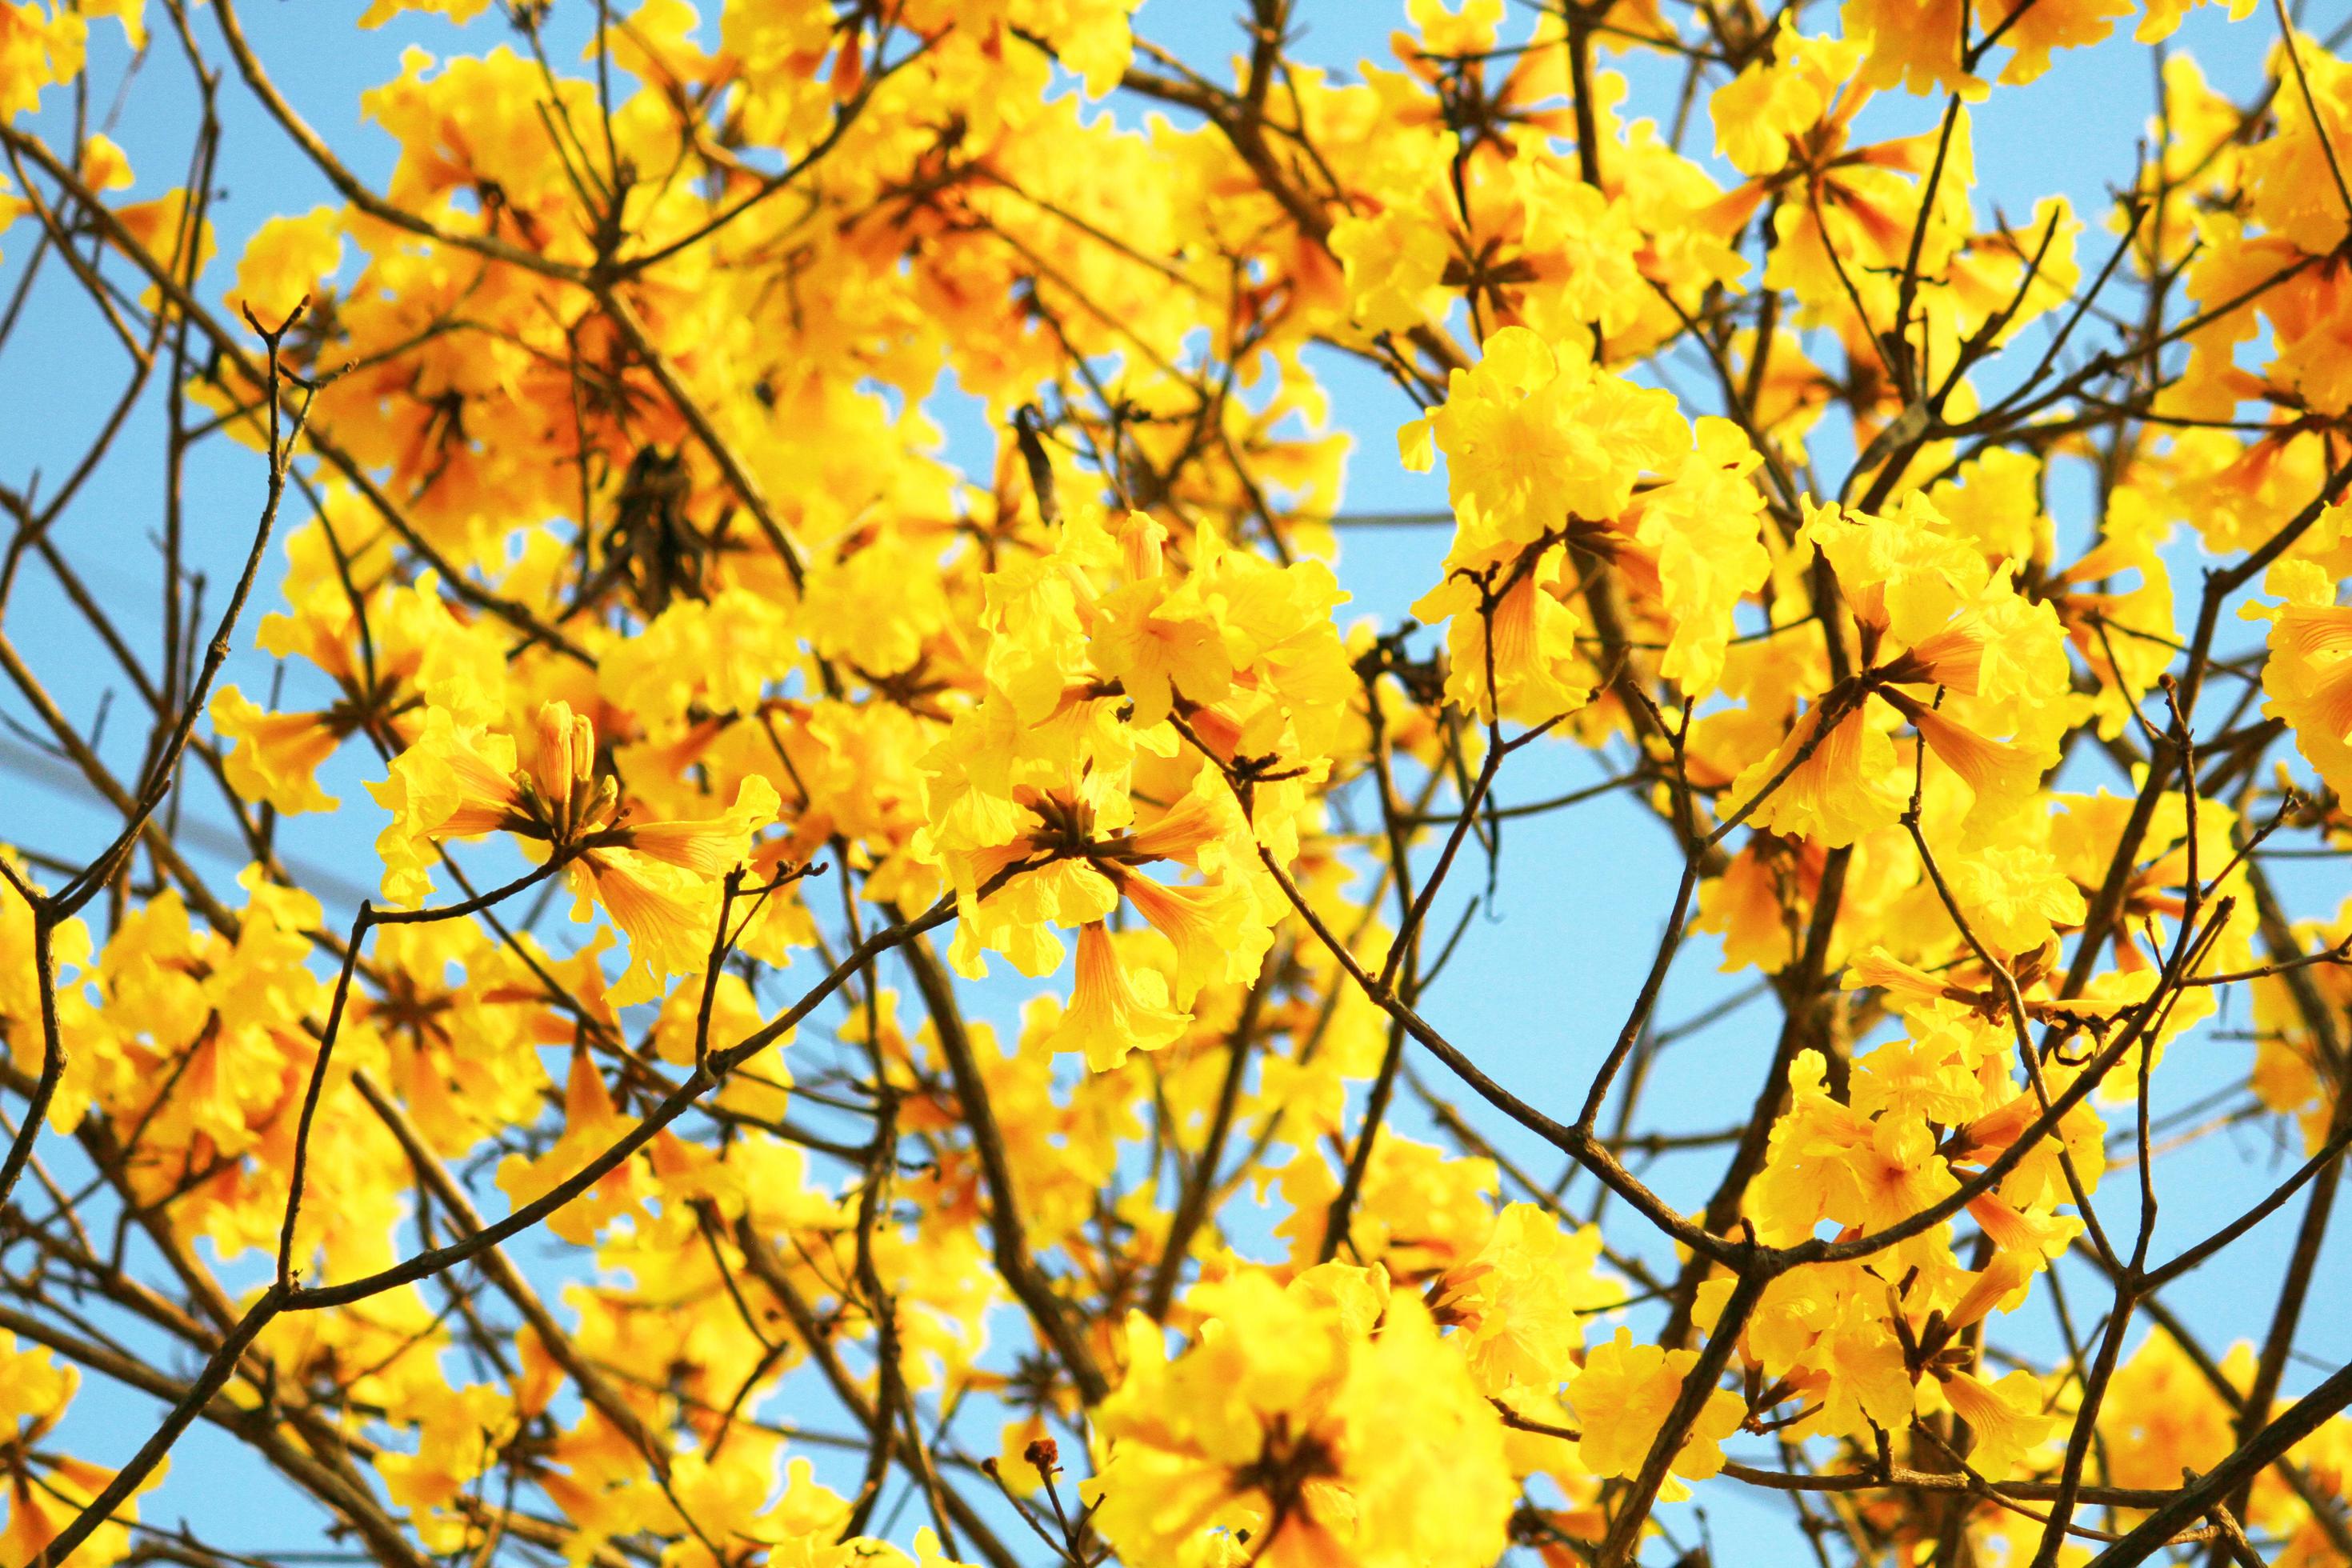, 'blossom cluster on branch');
0,0,2350,1565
